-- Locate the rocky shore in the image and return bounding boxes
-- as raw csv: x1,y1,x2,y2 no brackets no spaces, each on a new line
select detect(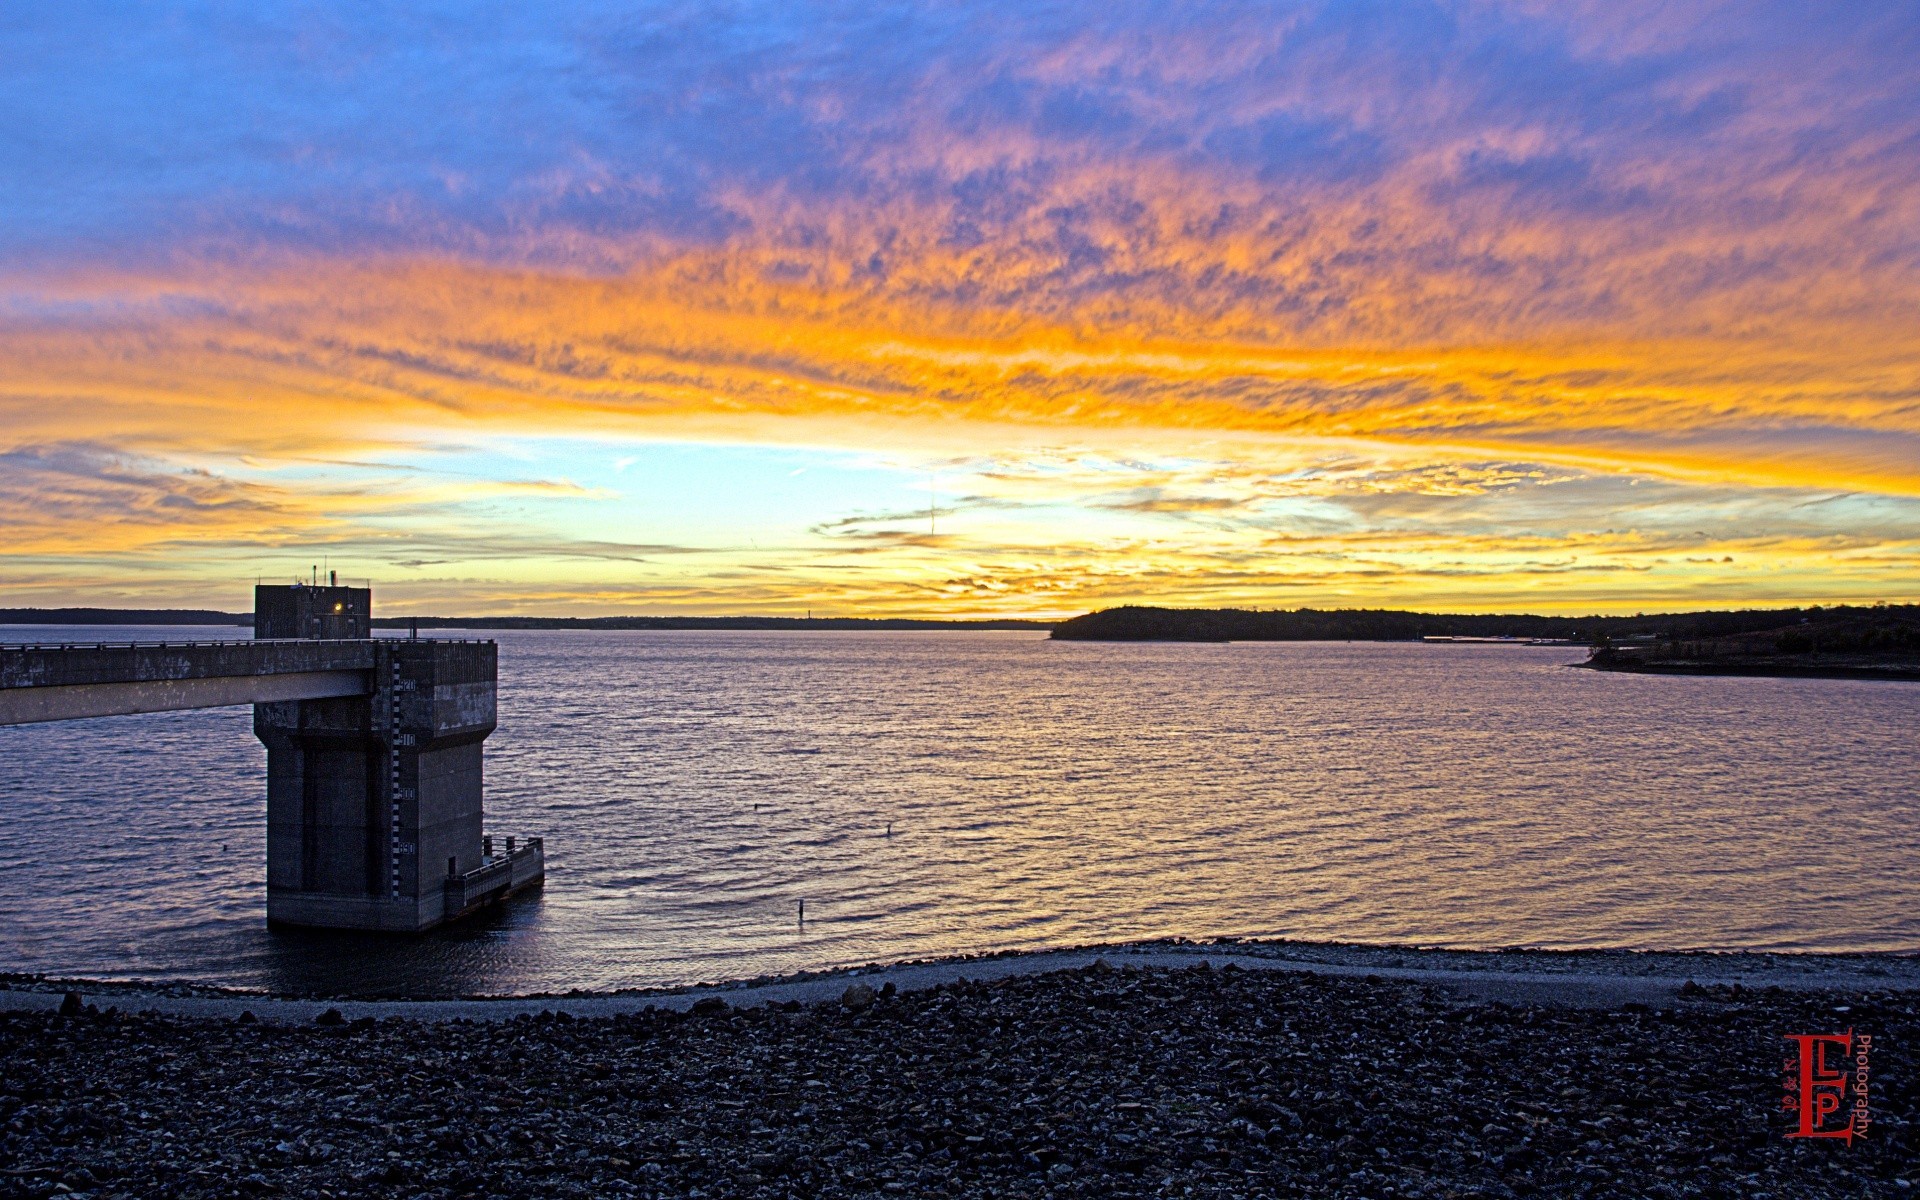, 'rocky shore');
2,958,1913,1200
